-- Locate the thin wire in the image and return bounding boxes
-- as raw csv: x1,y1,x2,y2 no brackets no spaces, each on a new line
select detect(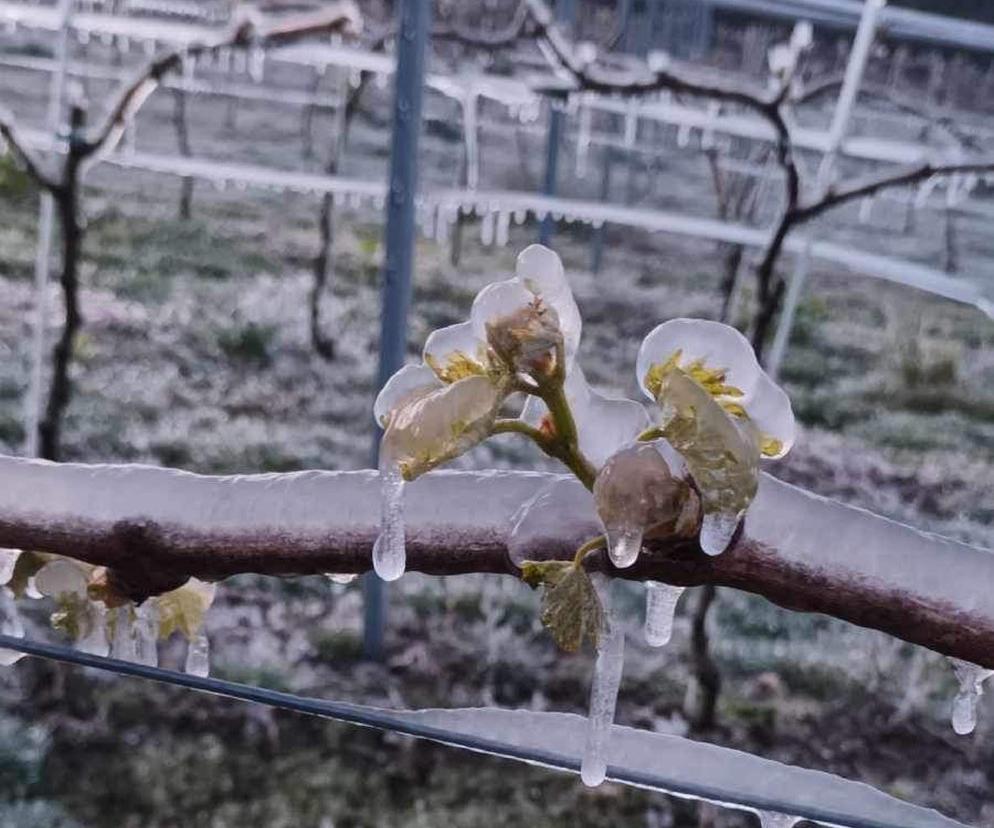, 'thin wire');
0,634,954,828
